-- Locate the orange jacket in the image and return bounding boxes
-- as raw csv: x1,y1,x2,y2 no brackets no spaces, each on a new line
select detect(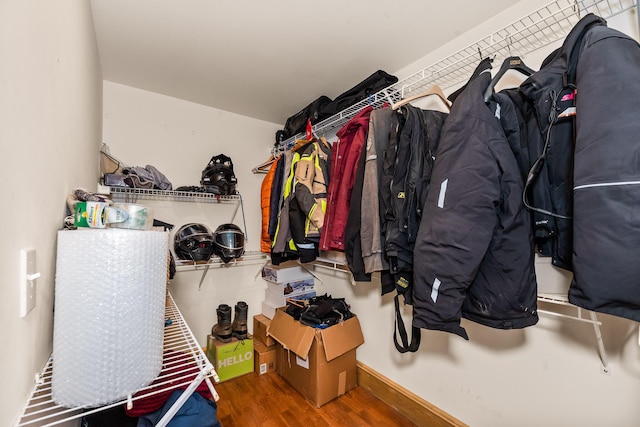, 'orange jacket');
260,158,279,253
